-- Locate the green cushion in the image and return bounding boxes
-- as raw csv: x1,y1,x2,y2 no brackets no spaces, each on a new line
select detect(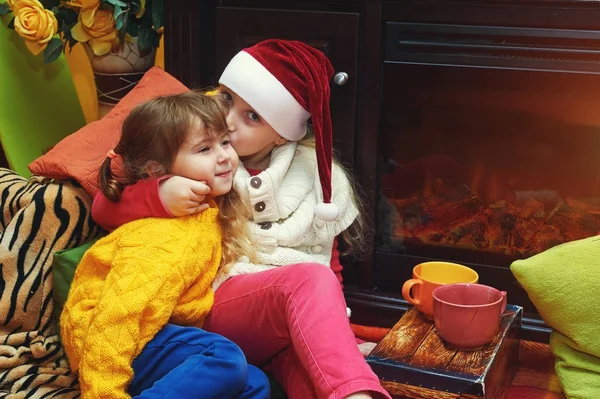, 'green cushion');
52,238,100,319
551,331,600,398
511,235,600,398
